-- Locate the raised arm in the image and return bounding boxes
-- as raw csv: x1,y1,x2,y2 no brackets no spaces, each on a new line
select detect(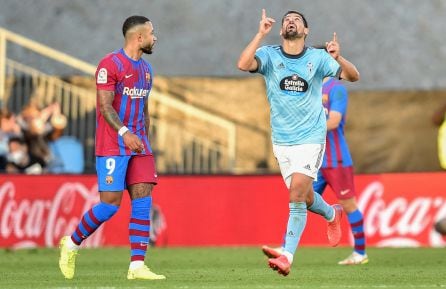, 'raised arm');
237,9,275,72
326,32,360,82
